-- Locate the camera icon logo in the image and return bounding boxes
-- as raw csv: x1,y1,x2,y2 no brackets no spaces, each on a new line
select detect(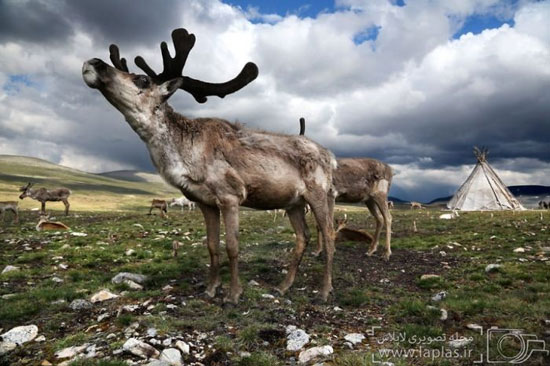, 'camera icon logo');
486,329,549,364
